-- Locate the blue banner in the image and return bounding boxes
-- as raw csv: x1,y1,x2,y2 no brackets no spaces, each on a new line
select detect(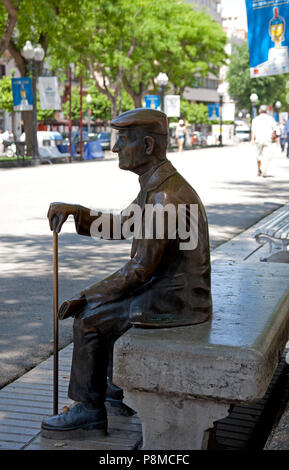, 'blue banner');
11,77,33,111
208,103,219,120
144,95,161,110
245,1,289,77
